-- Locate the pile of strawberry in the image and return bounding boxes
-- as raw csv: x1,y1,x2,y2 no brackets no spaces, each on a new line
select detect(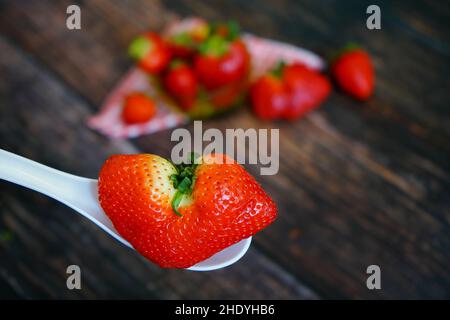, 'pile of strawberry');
122,21,250,124
122,20,374,124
